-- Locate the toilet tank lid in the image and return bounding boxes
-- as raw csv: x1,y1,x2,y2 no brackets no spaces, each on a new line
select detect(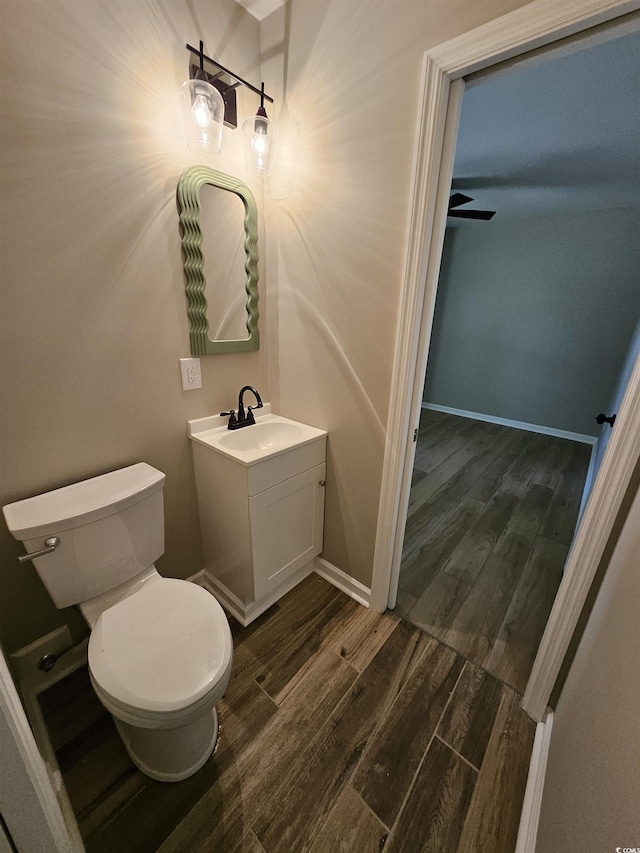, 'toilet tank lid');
2,463,165,541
